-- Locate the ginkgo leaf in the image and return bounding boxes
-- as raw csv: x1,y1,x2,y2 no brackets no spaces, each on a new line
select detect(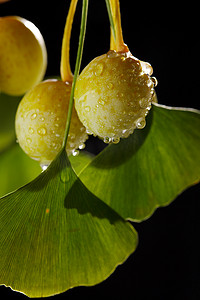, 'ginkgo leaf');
0,143,41,197
0,149,138,298
80,103,200,221
0,93,21,152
